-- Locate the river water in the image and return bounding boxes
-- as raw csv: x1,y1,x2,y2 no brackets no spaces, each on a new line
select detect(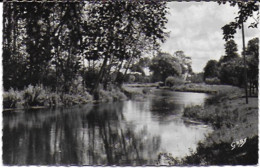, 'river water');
3,89,213,165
